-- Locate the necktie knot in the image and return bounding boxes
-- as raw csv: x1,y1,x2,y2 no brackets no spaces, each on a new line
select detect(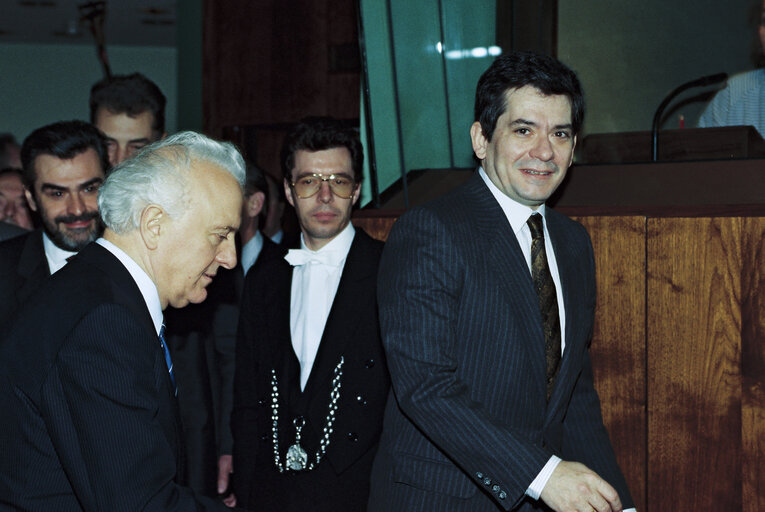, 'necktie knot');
285,248,343,267
527,213,545,240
